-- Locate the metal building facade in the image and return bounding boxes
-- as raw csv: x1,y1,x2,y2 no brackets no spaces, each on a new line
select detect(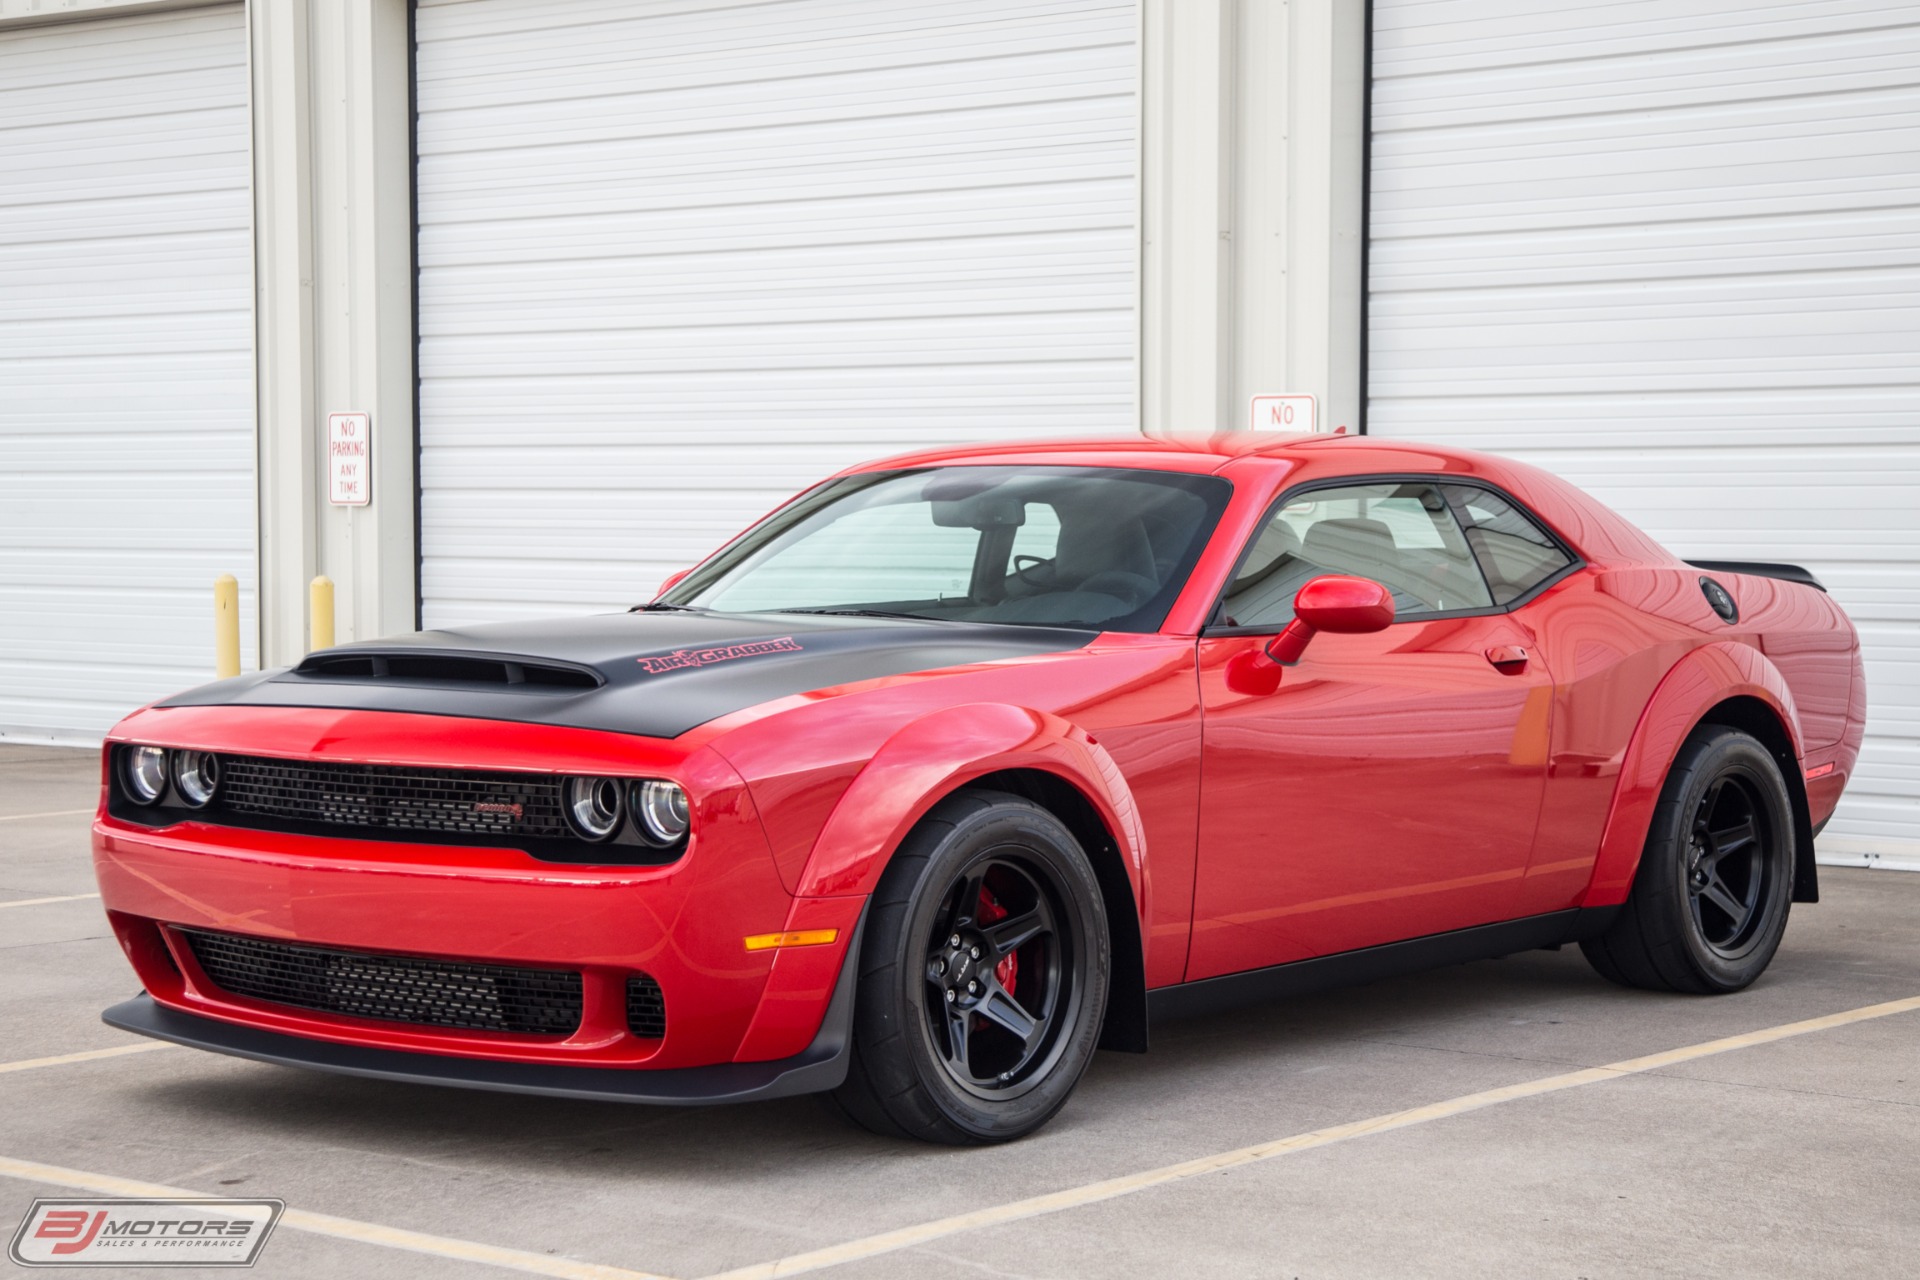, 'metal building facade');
0,0,1909,870
0,5,256,742
411,0,1141,627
